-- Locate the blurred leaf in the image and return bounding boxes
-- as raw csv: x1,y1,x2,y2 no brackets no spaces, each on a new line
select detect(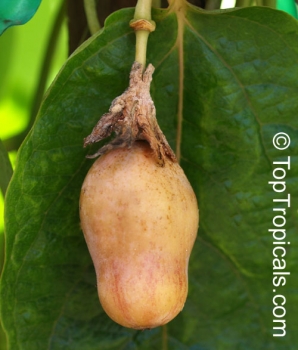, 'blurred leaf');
0,0,67,151
0,226,7,350
0,29,15,94
0,151,16,234
0,0,42,34
277,0,298,18
0,140,9,350
1,3,298,350
0,139,13,197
